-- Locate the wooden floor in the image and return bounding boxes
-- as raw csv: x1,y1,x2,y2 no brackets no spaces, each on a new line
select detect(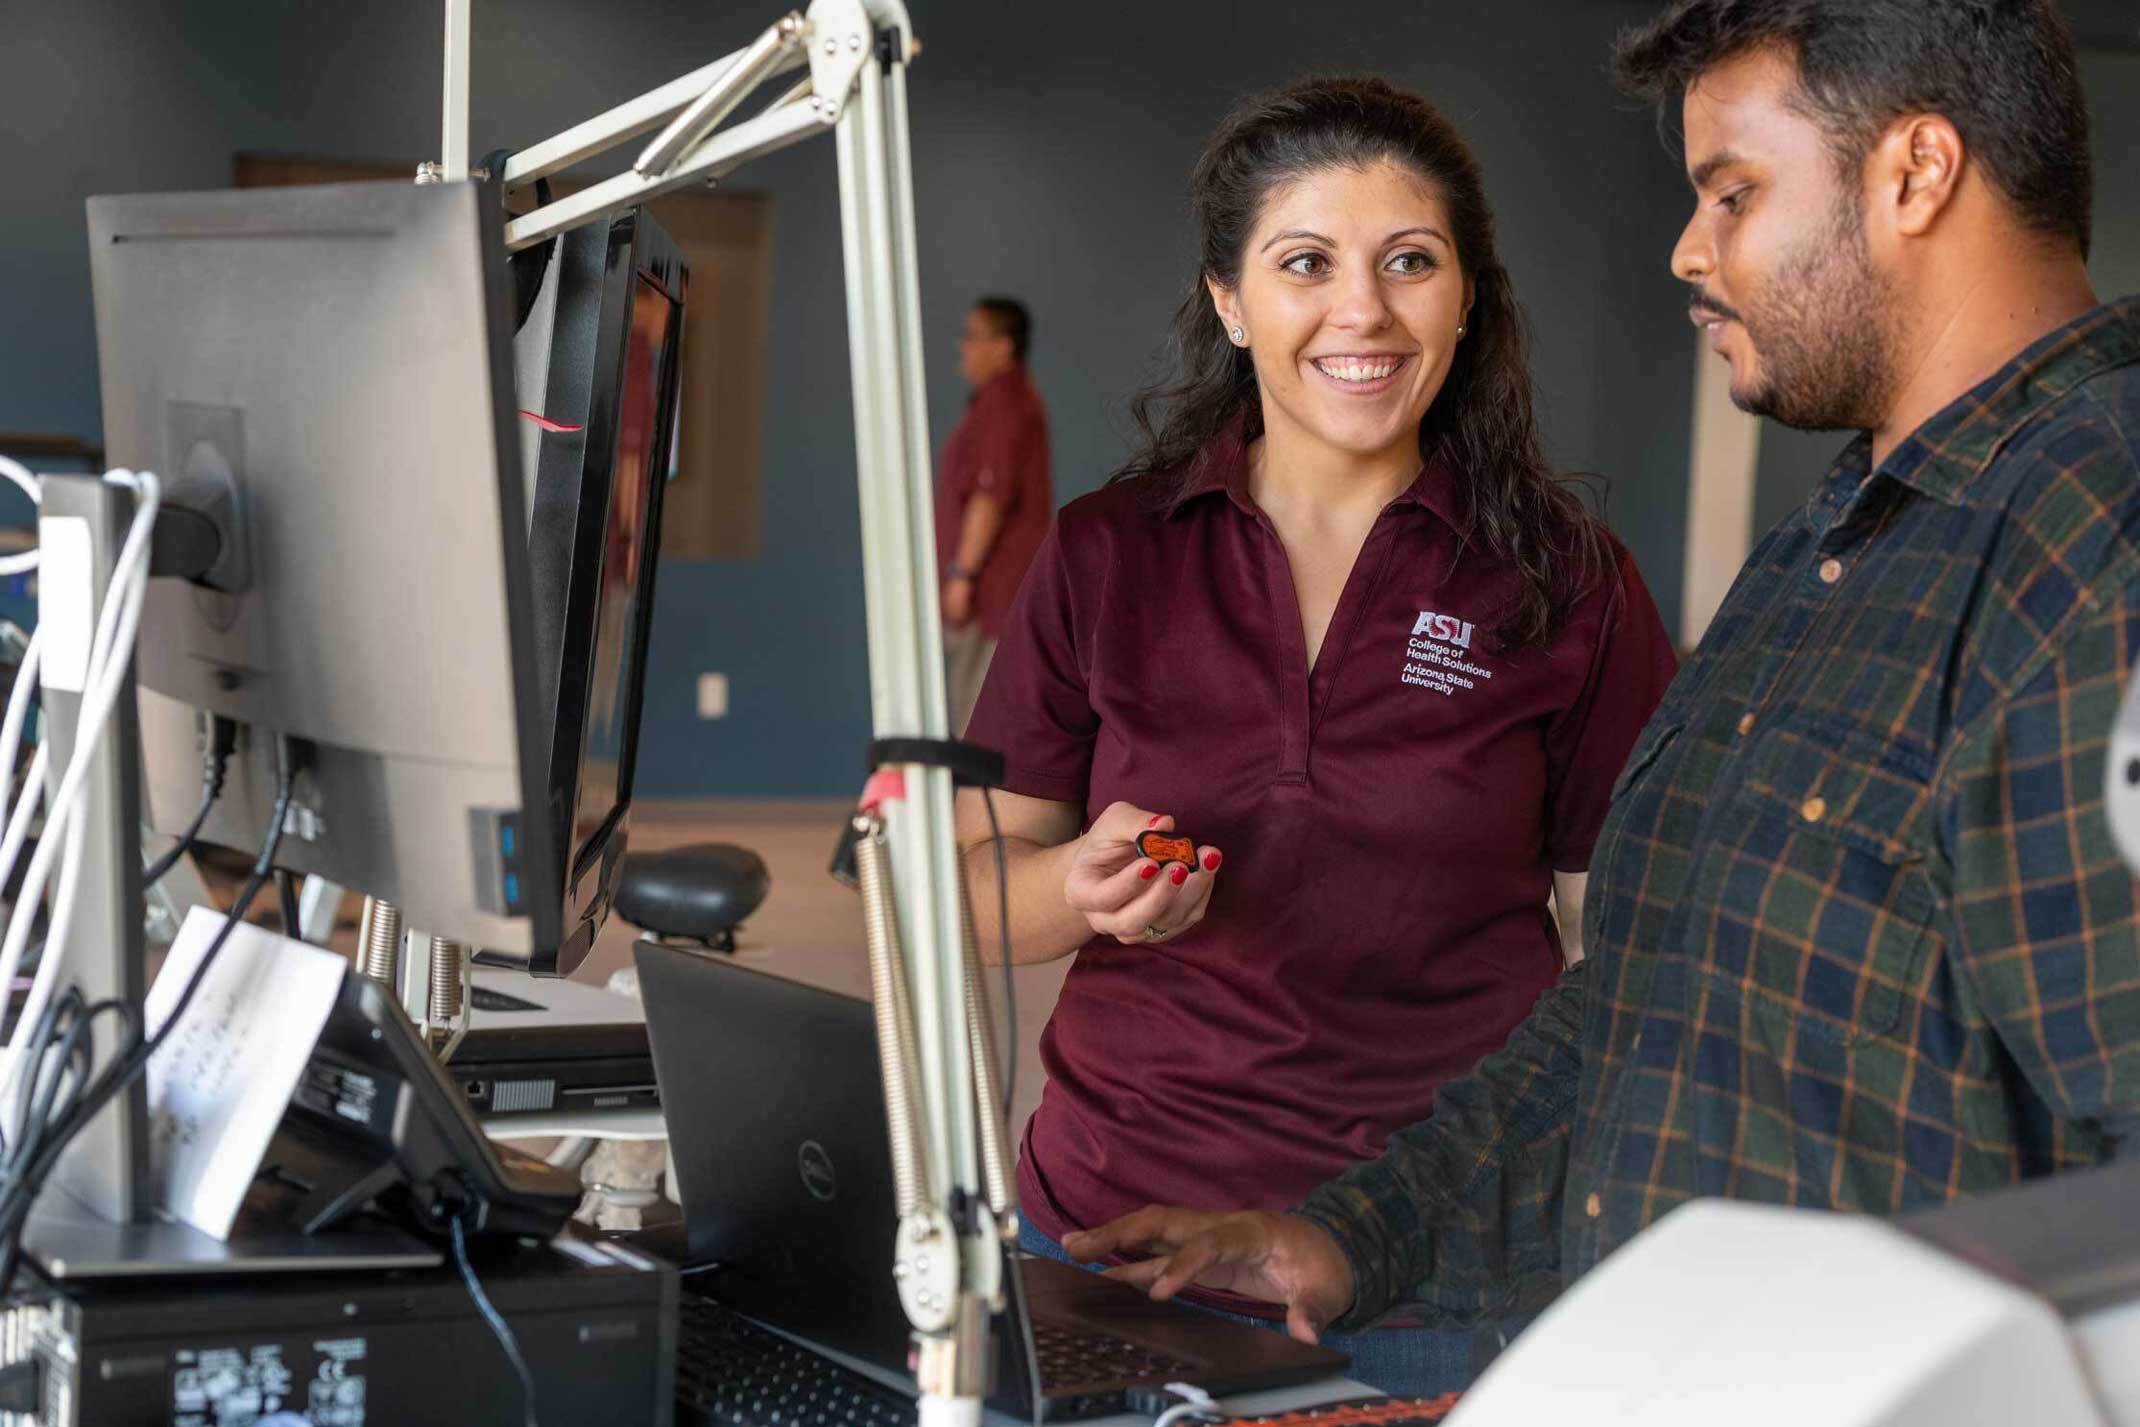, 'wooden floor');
576,799,1068,1139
